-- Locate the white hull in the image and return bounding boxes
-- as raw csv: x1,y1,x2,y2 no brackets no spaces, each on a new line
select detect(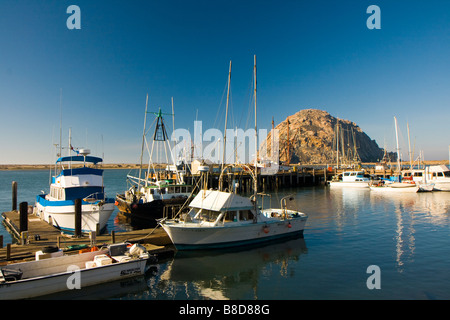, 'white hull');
430,182,450,191
0,250,148,300
328,181,370,188
161,216,307,250
370,183,419,193
35,202,115,233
